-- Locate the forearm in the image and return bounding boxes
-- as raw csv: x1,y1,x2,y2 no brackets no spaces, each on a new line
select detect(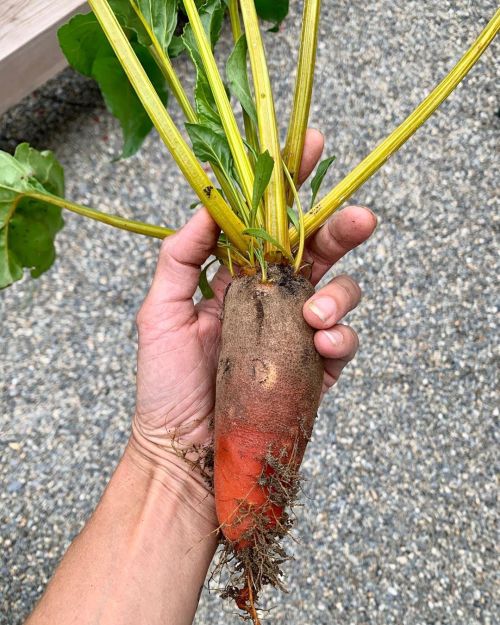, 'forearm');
27,442,218,625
